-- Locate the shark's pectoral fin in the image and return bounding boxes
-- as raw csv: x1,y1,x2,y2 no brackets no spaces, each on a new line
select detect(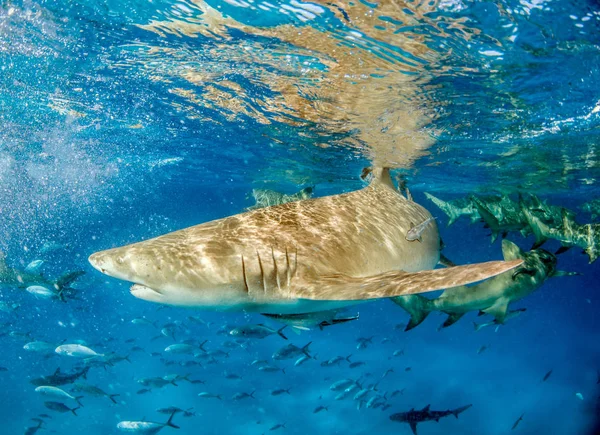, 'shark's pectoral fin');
409,421,418,435
482,299,509,324
296,260,522,301
441,312,465,328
